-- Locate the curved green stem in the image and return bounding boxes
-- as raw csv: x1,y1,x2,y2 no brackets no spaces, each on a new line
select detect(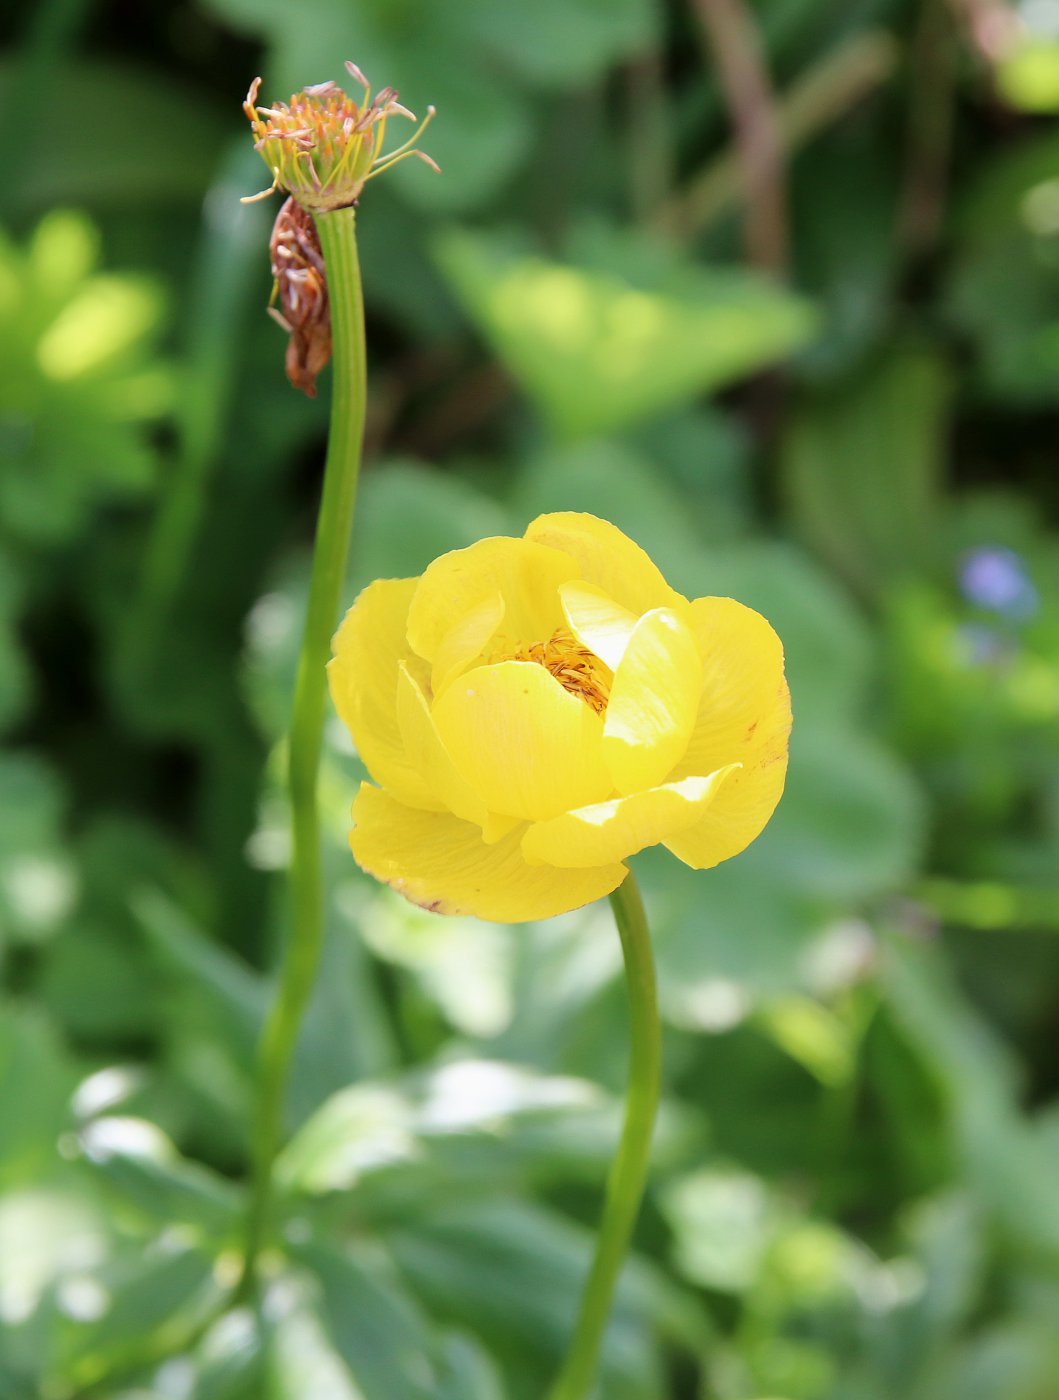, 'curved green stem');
239,205,366,1297
547,871,662,1400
